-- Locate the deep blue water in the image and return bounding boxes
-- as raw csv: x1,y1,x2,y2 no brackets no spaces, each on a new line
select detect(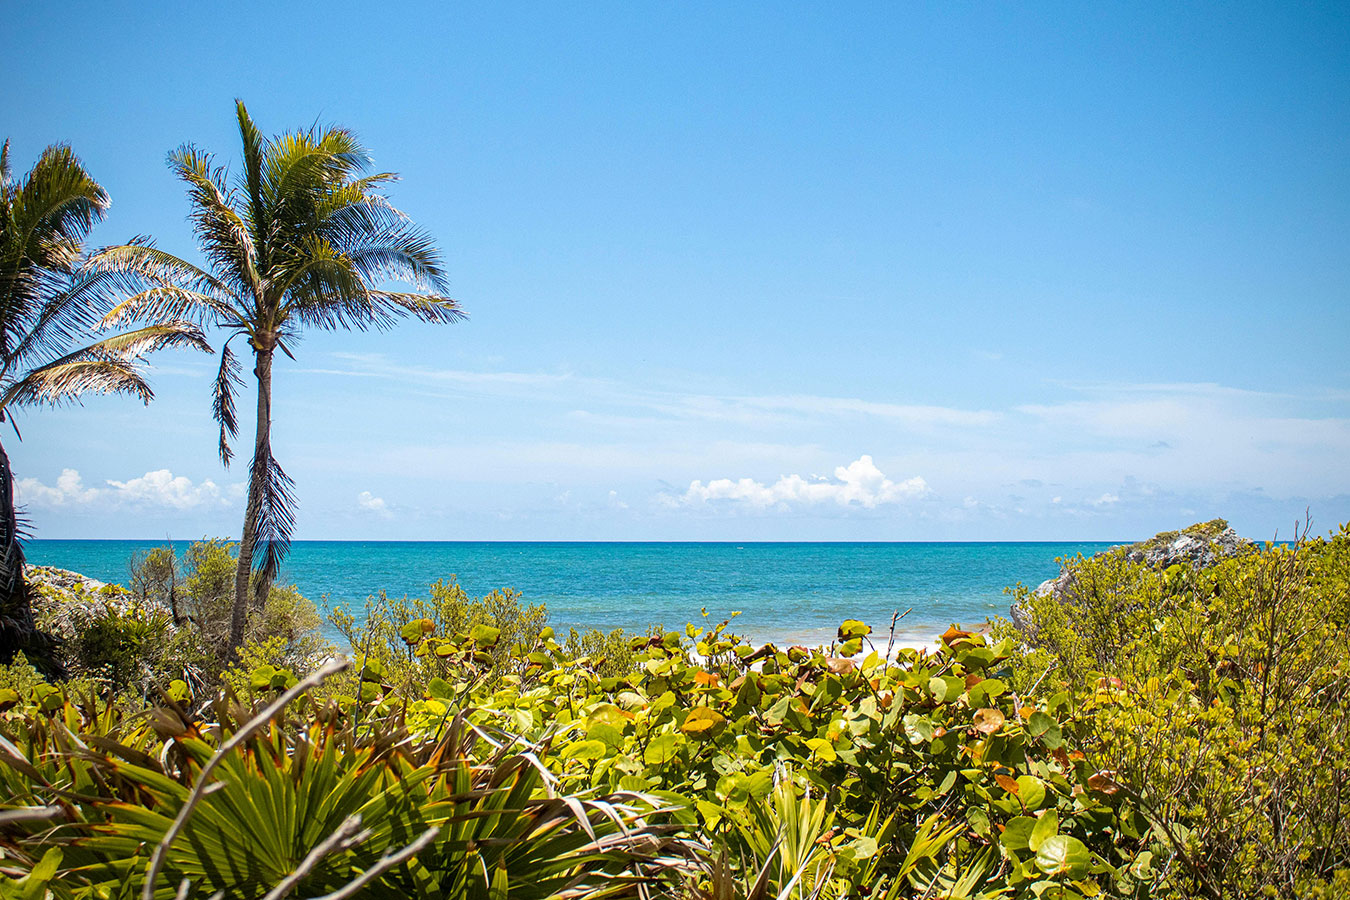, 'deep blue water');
24,540,1115,647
